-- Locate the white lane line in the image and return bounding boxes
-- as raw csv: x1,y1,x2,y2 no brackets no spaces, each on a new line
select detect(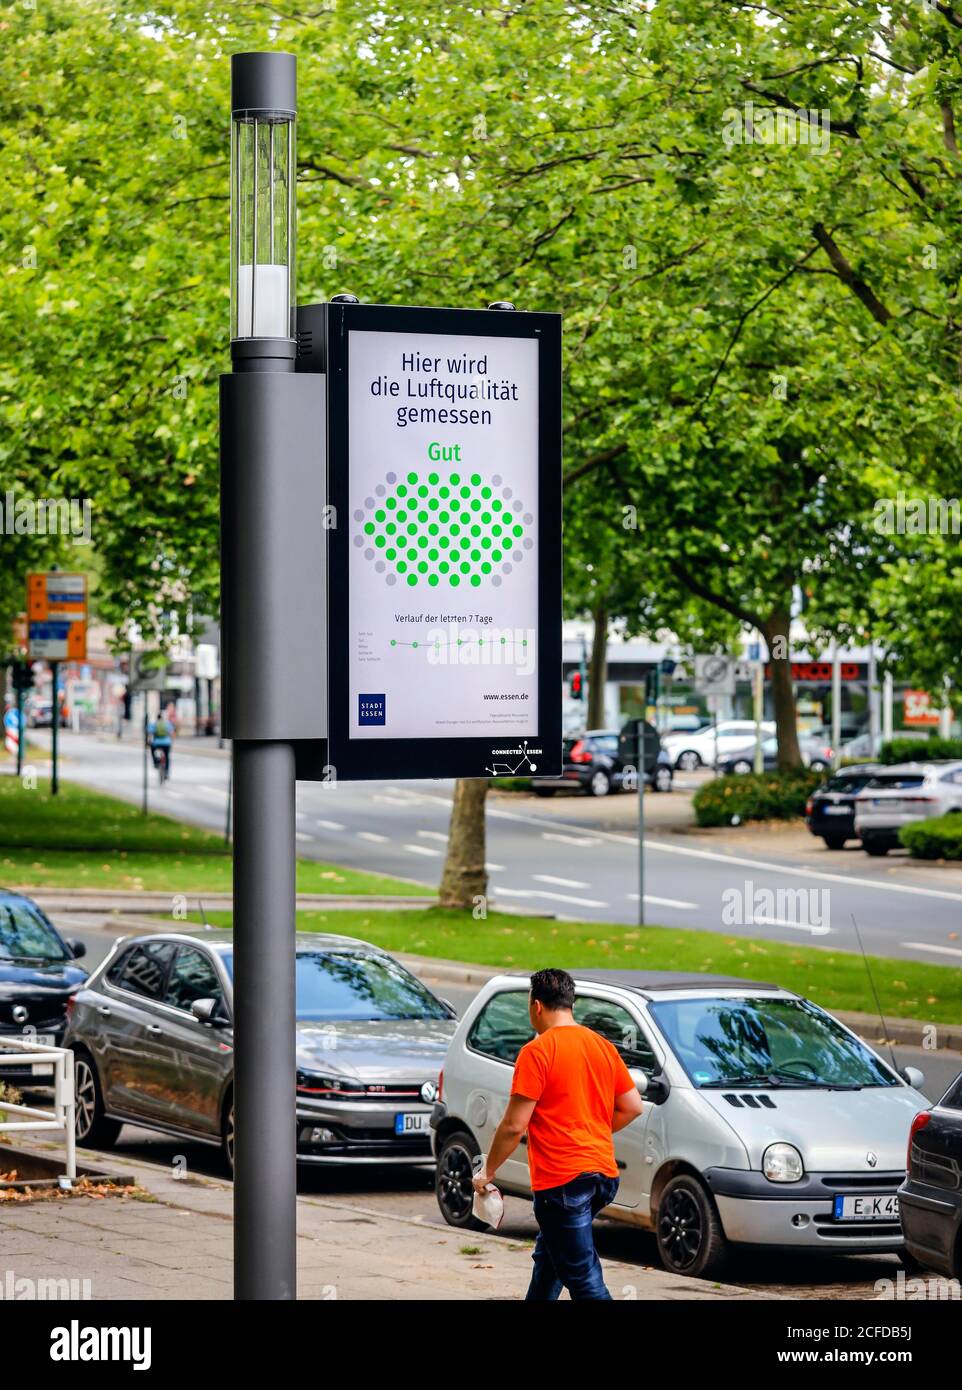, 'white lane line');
165,790,184,800
902,941,962,959
497,887,607,908
295,832,313,842
541,832,601,847
404,844,441,857
359,831,389,844
317,820,344,831
374,794,415,806
418,830,448,843
486,862,506,873
534,874,590,889
627,894,699,910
